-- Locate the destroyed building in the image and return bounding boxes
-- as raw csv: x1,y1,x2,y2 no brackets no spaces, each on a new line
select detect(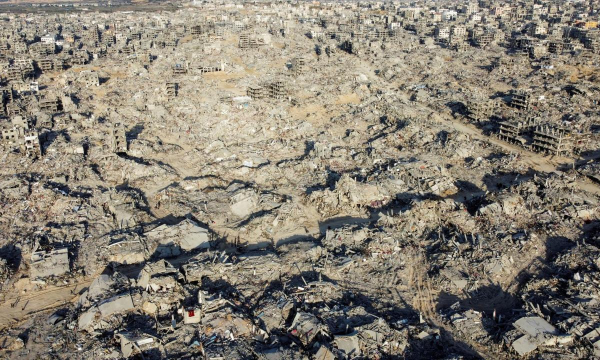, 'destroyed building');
111,122,127,153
